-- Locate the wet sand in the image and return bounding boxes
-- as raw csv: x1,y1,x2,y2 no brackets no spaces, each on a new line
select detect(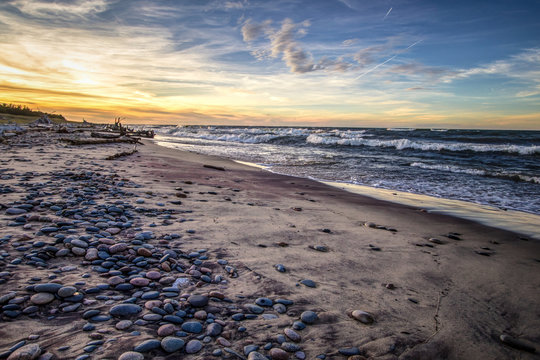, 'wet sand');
0,129,538,359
